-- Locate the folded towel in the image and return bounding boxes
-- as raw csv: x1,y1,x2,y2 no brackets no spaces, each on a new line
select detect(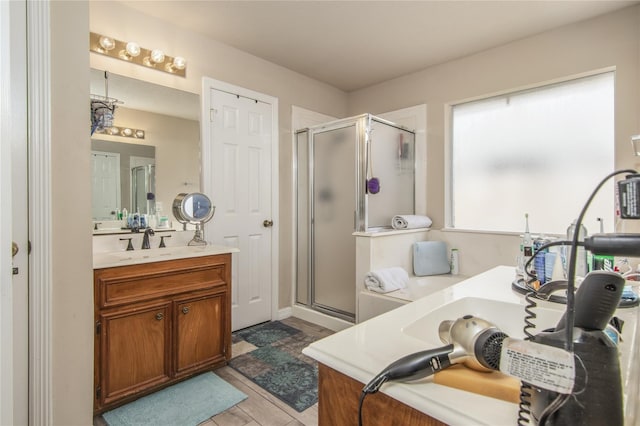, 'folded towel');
392,215,433,230
365,267,409,293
